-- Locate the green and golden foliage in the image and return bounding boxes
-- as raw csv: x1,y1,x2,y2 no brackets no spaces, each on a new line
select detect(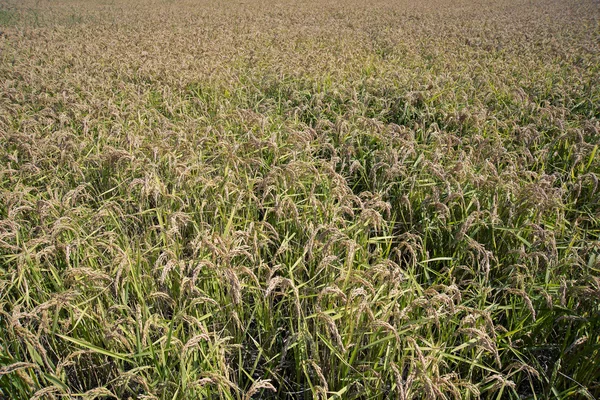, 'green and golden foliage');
0,0,599,398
